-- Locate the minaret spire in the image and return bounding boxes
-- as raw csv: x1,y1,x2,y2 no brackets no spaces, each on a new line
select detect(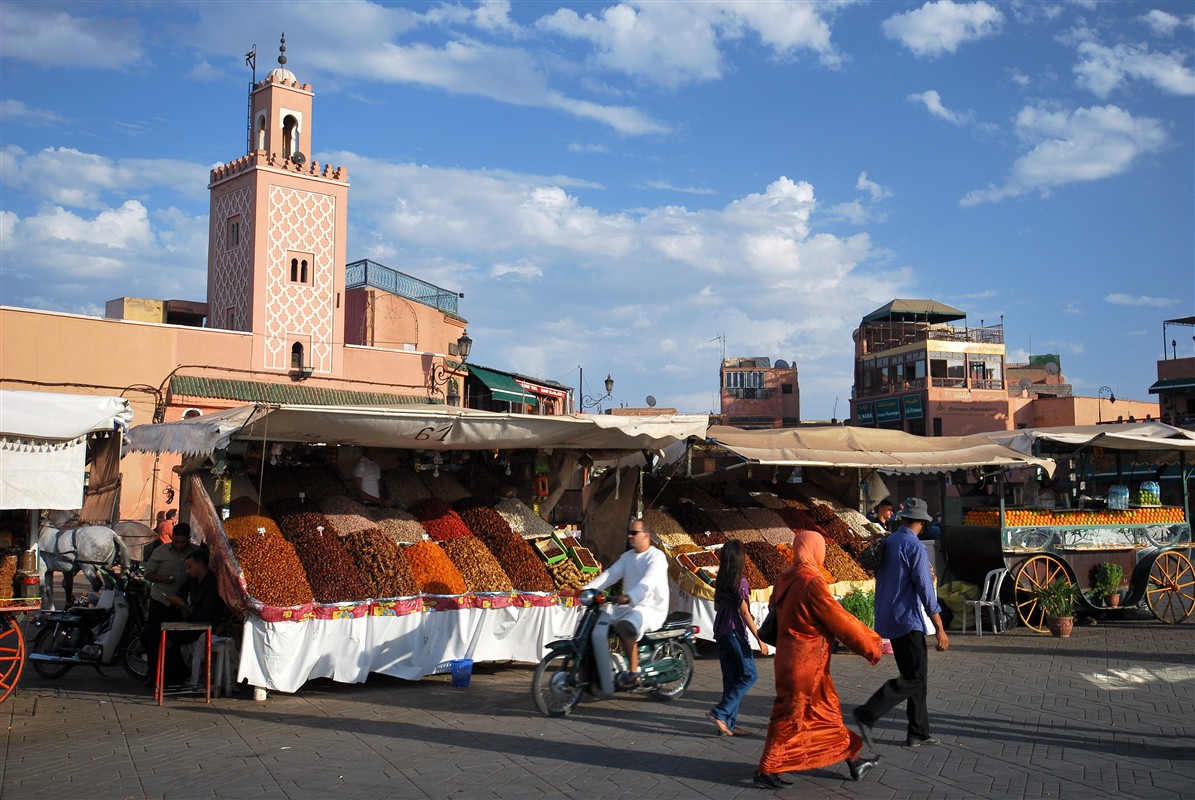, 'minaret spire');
278,33,287,67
